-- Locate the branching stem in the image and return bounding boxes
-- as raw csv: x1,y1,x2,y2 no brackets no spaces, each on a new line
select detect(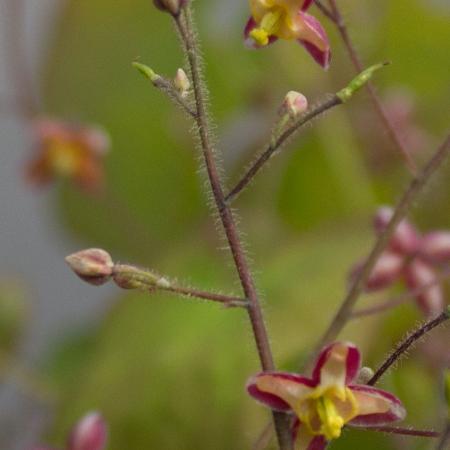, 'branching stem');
306,132,450,368
368,308,450,386
318,0,418,174
173,7,292,449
